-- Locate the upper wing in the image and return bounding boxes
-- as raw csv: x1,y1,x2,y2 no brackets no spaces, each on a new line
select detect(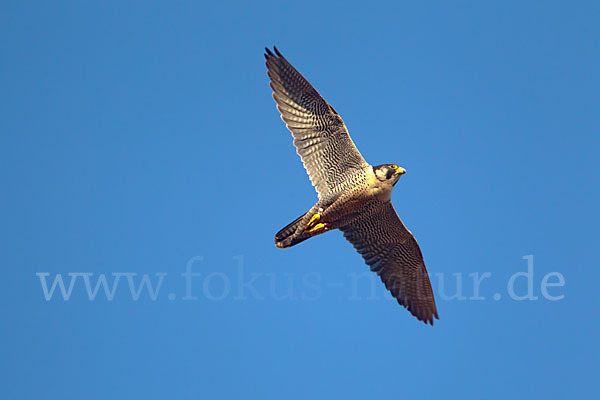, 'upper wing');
340,201,439,325
265,47,368,199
